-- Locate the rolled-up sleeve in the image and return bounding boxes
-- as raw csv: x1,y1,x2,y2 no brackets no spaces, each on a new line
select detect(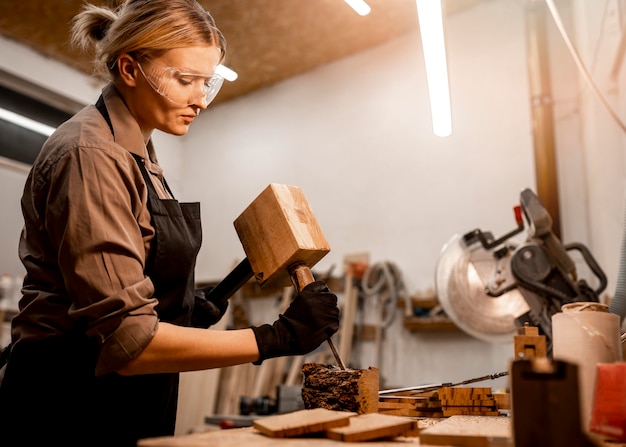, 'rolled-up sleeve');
41,139,159,375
